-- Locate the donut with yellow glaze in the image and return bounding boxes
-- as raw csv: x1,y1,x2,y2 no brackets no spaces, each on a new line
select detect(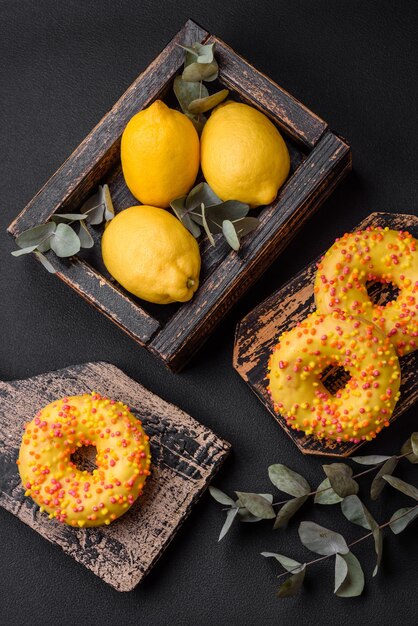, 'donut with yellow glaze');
267,311,401,443
314,227,418,356
17,392,151,527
